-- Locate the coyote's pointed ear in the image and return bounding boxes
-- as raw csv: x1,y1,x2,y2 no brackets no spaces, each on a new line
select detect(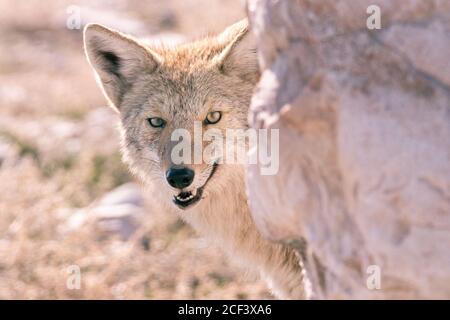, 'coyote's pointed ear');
214,19,259,82
84,24,161,111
